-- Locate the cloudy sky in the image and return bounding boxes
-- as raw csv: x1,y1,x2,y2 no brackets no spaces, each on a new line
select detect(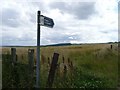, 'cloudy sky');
1,0,119,46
